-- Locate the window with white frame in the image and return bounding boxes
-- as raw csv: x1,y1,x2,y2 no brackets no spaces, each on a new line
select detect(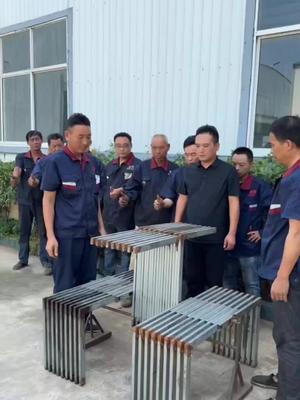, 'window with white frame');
251,0,300,149
0,19,68,142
